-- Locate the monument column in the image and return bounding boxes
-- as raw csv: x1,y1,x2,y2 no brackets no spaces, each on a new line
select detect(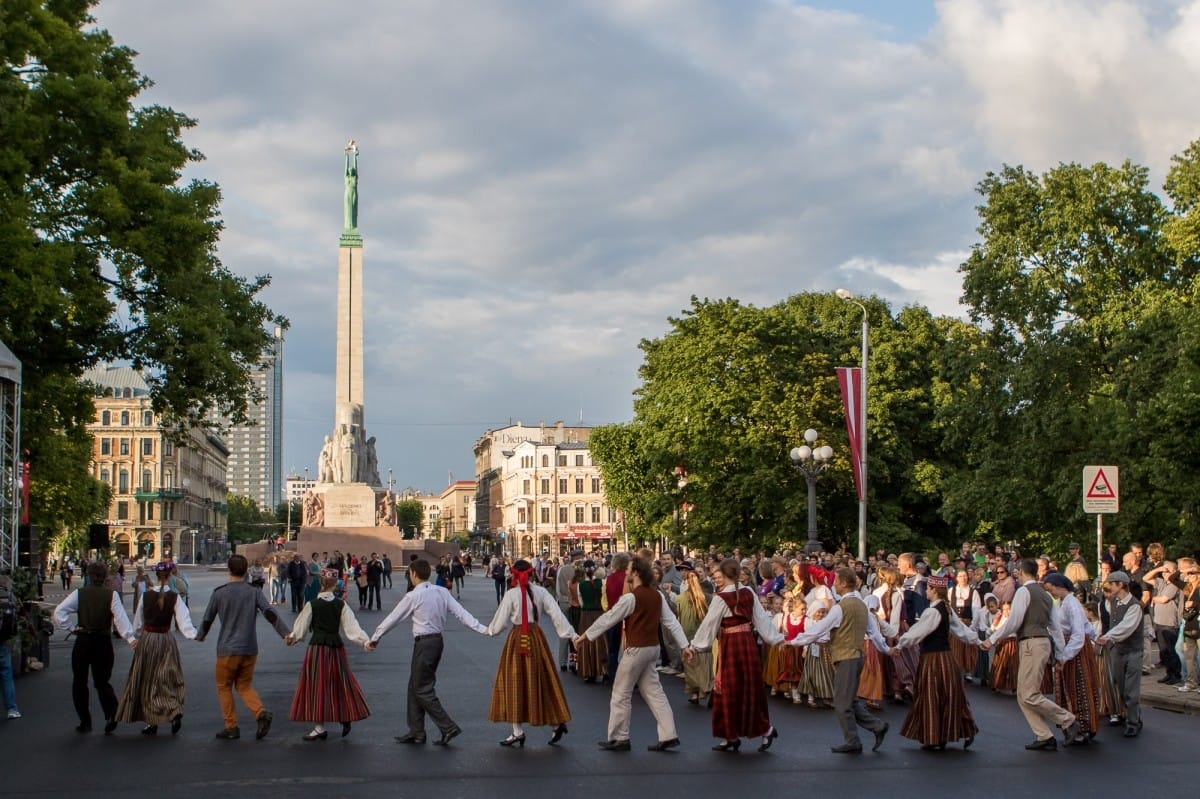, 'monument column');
337,141,364,414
